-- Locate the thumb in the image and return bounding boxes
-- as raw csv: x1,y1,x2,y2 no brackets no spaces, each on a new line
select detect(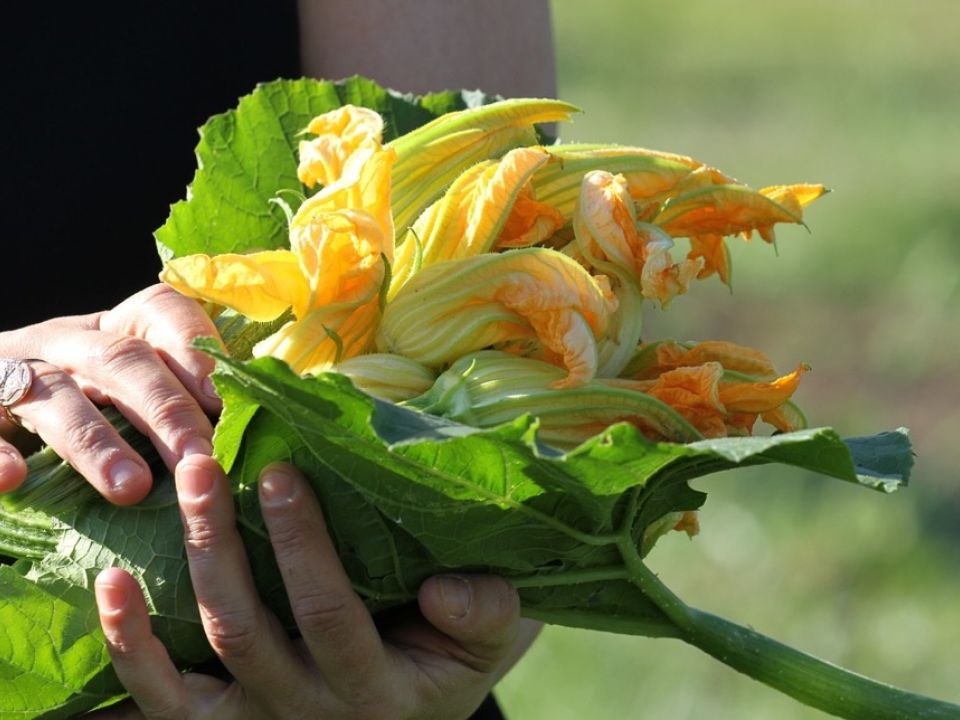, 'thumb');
418,574,520,674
